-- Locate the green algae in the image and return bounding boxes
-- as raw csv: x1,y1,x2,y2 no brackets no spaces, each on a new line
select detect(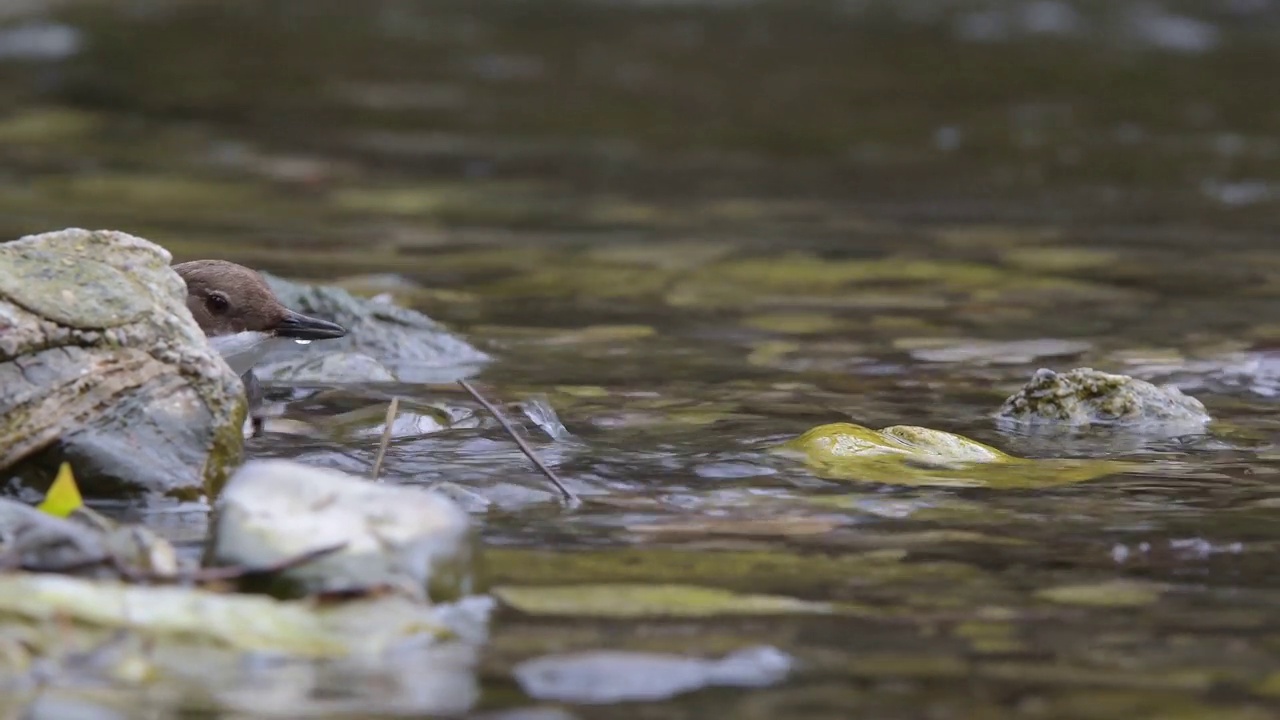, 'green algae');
0,108,102,145
953,620,1027,655
1000,246,1120,273
493,583,836,618
663,254,1012,310
36,174,264,211
480,263,675,300
199,391,248,499
777,422,1130,488
1026,691,1274,720
330,181,550,222
1036,580,1165,608
741,312,849,335
482,546,984,600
